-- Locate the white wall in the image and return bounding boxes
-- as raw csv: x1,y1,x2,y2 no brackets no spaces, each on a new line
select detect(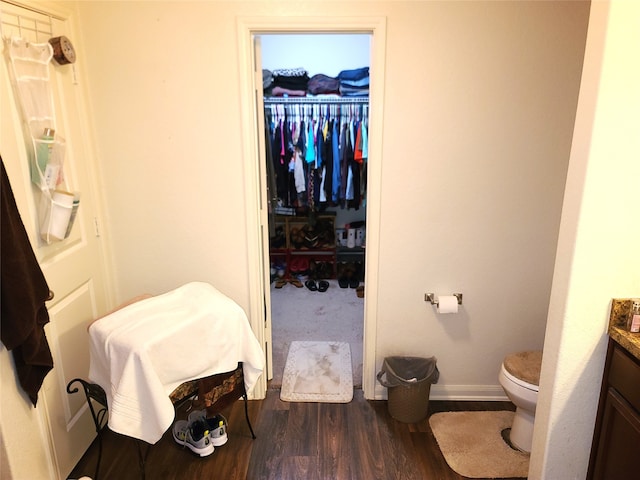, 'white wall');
371,0,589,397
74,1,588,398
531,1,640,478
261,33,370,77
